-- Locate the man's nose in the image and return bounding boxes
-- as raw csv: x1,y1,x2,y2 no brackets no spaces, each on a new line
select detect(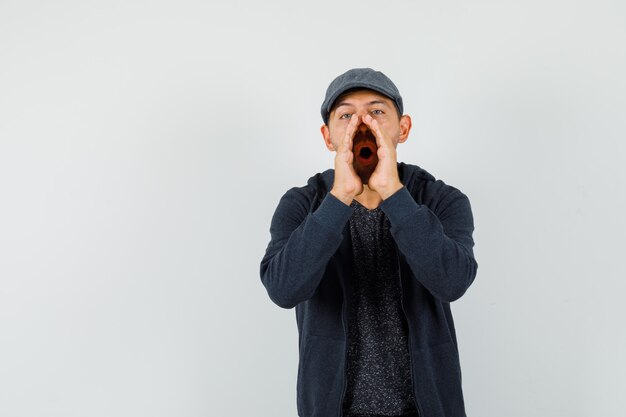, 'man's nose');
357,125,371,134
356,118,369,132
